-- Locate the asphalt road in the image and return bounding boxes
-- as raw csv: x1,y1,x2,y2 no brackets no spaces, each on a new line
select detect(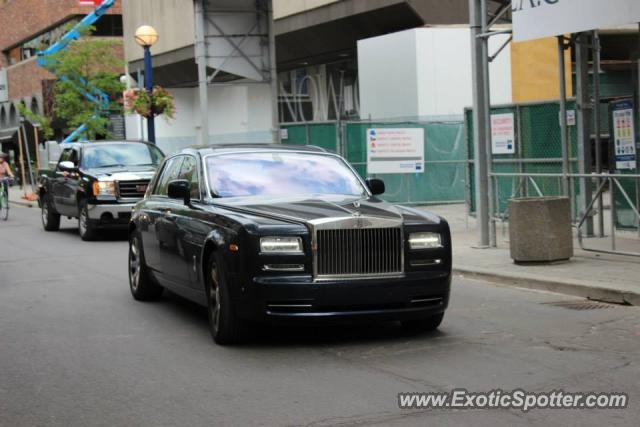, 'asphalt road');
1,204,639,427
